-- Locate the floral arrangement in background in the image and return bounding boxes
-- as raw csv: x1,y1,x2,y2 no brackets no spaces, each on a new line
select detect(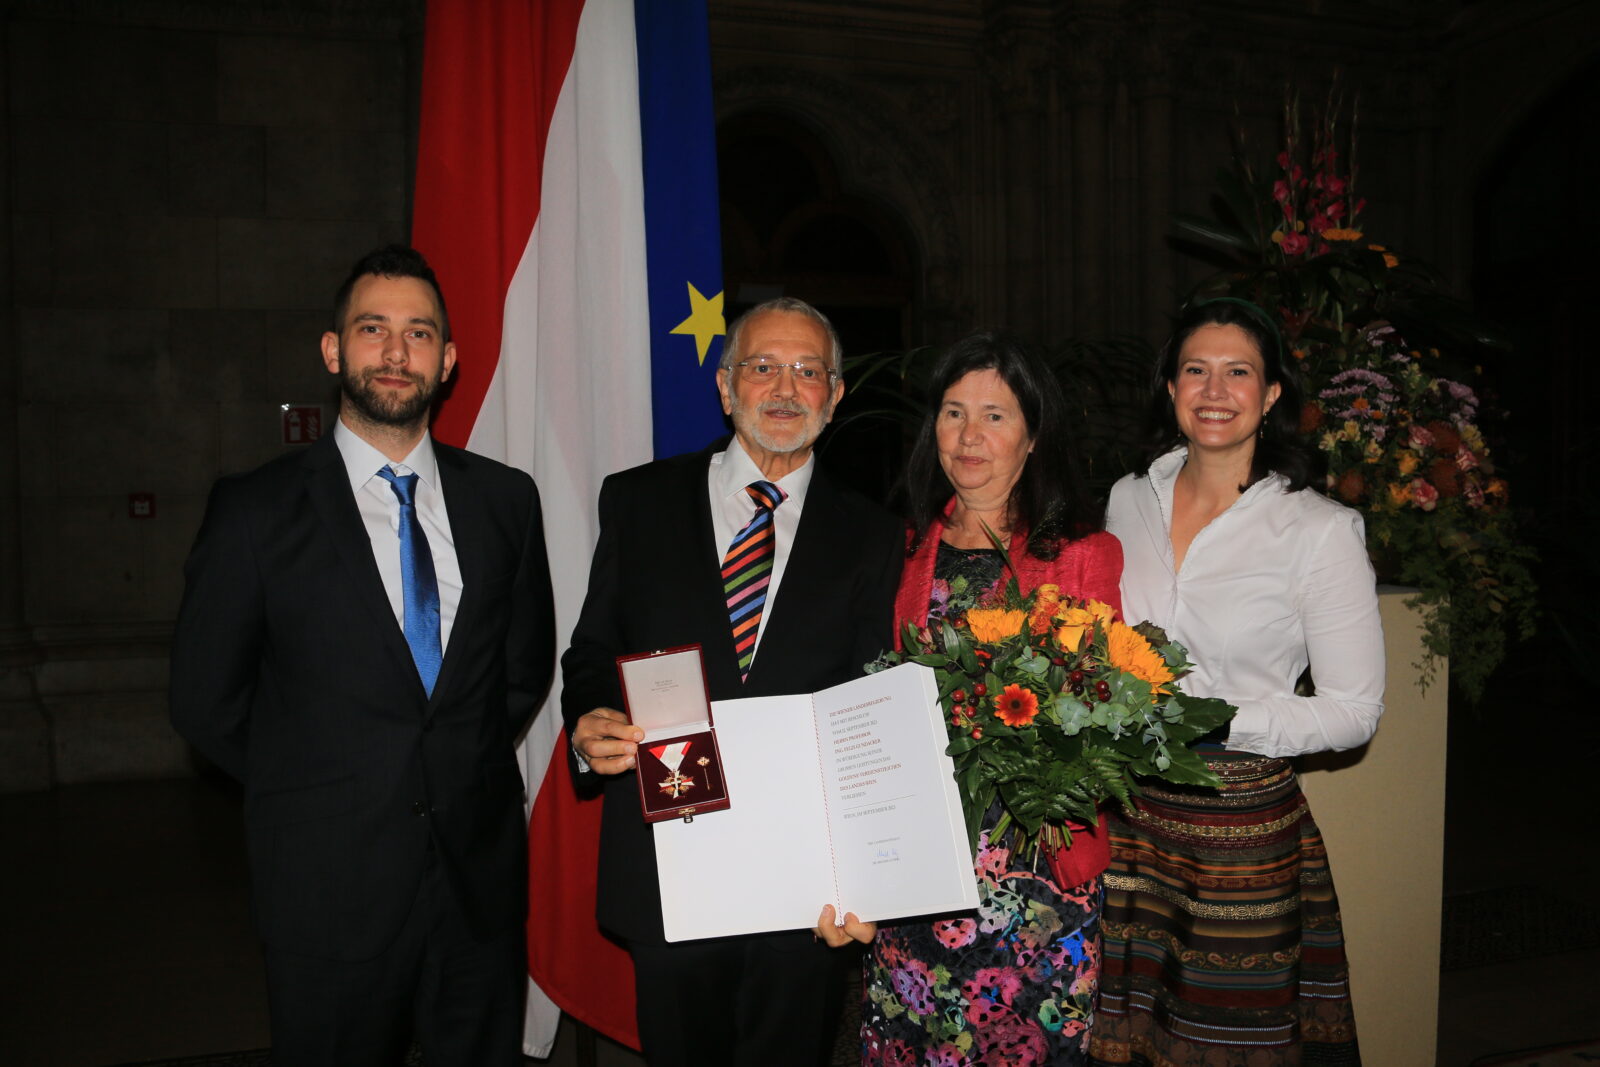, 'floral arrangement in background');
1175,86,1537,700
869,555,1234,875
1268,92,1367,260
